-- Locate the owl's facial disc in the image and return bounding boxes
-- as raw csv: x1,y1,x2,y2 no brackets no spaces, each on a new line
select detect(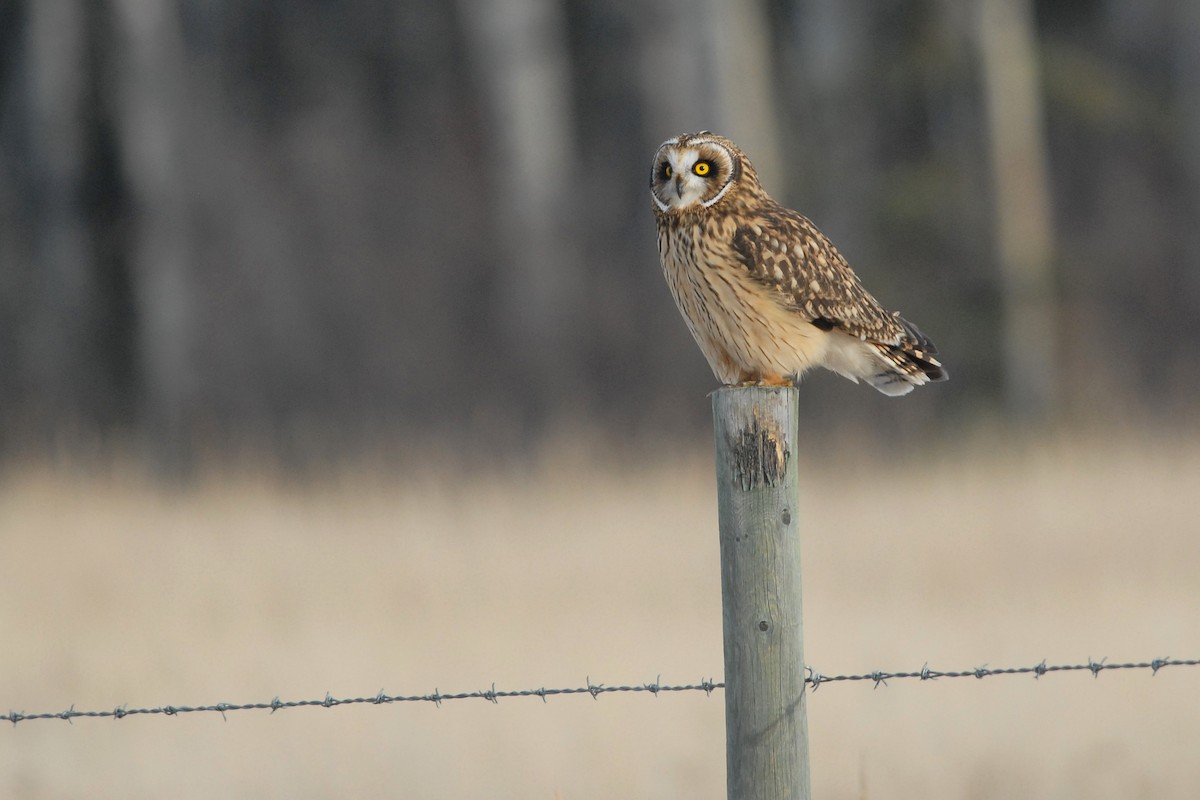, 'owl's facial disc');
651,141,734,213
